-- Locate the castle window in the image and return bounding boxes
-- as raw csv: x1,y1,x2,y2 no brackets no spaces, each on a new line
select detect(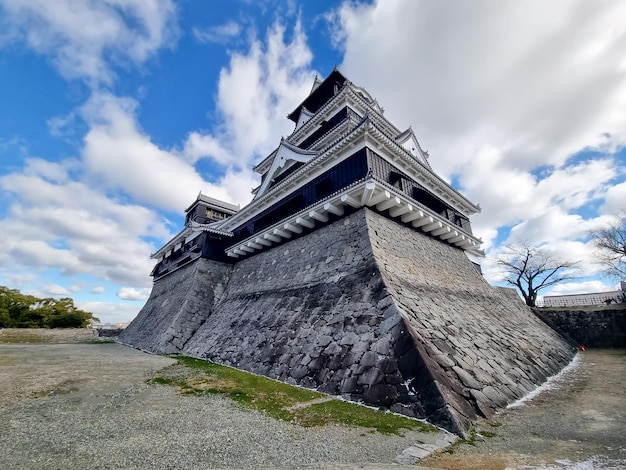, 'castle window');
315,177,333,199
389,171,403,191
206,208,226,221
